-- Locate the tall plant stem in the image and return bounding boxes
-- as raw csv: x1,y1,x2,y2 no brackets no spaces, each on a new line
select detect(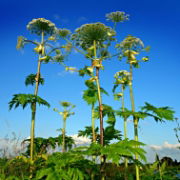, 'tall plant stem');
62,117,66,152
95,68,104,146
91,104,96,143
91,104,96,179
93,40,105,180
129,64,140,180
93,40,104,146
122,85,127,139
30,31,44,162
122,85,128,179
